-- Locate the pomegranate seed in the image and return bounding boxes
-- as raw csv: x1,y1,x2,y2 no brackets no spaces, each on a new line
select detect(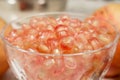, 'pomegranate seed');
6,15,114,54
